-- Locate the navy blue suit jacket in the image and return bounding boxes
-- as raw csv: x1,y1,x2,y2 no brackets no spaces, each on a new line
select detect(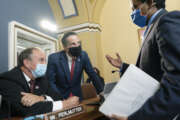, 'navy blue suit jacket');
120,10,180,120
46,50,103,100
